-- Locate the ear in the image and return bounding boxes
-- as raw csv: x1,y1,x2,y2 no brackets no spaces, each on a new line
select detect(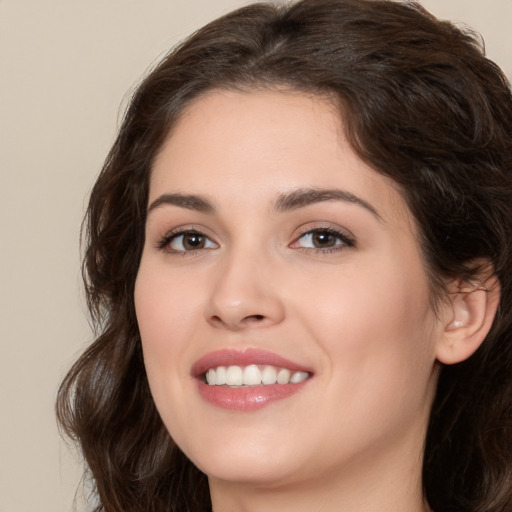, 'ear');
436,270,500,365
